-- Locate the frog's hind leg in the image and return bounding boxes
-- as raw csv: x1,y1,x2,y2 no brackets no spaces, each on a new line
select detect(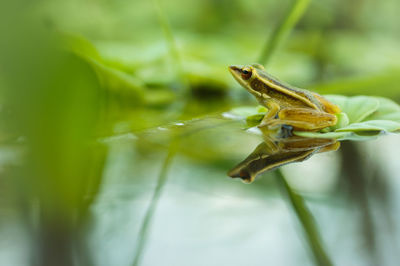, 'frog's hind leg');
260,107,337,131
311,93,341,114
